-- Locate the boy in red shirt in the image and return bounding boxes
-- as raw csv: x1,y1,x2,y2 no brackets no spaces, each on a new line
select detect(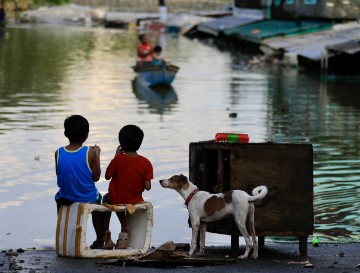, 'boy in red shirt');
102,124,153,249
